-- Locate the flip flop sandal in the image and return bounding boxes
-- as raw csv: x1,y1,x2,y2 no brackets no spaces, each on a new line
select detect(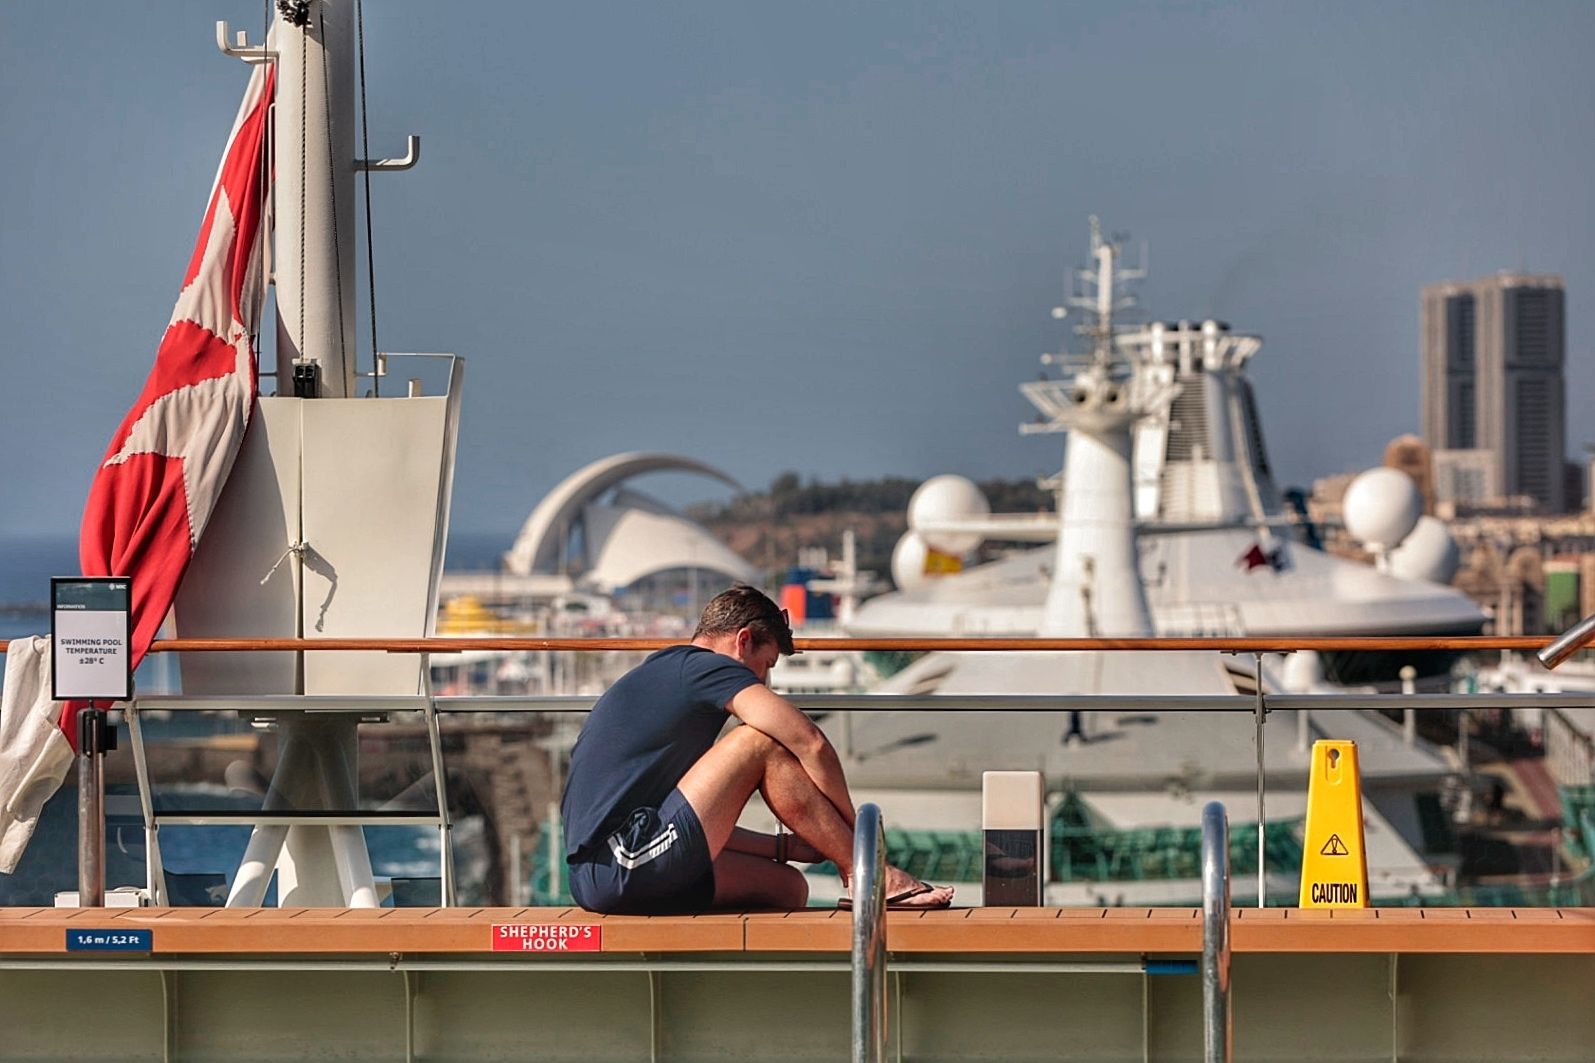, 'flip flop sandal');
836,883,950,911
